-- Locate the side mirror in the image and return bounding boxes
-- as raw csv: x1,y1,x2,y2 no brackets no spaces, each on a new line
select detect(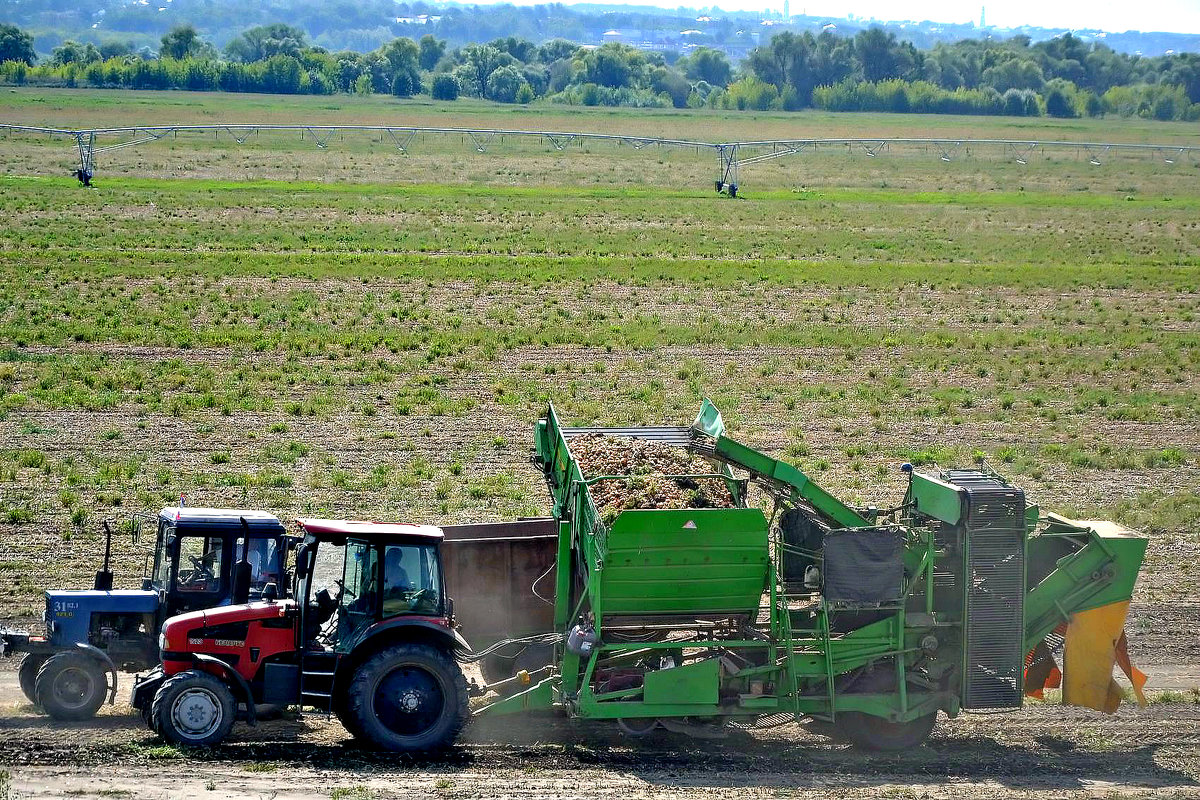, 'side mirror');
166,534,179,557
295,545,310,579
